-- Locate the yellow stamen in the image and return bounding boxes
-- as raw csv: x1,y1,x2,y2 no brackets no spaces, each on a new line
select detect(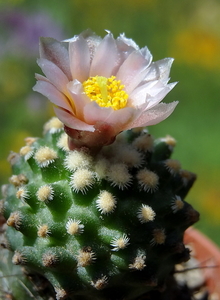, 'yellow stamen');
83,75,128,110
